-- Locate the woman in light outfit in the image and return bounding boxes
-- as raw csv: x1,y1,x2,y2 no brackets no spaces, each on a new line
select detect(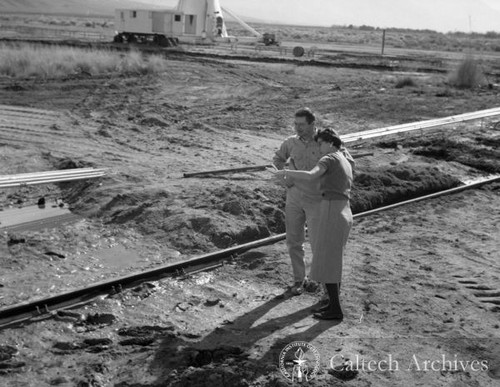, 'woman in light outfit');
274,128,353,320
